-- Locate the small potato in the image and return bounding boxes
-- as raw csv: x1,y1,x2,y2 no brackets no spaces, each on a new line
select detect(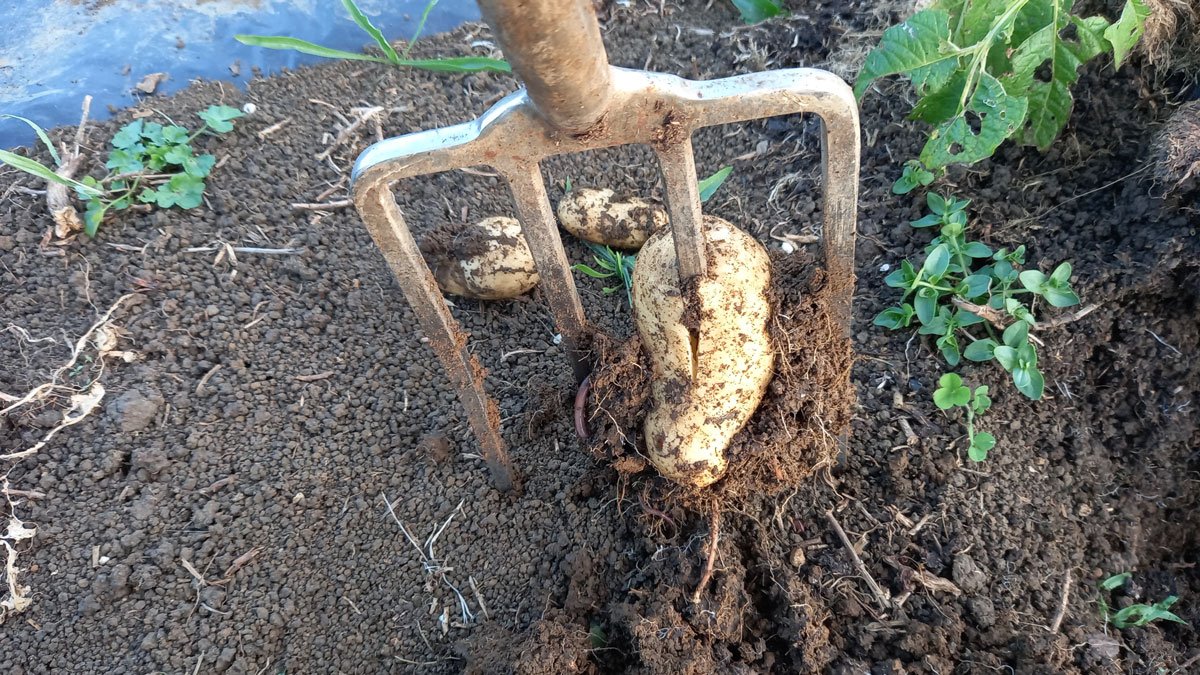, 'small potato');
557,187,668,250
633,215,774,487
422,216,539,300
